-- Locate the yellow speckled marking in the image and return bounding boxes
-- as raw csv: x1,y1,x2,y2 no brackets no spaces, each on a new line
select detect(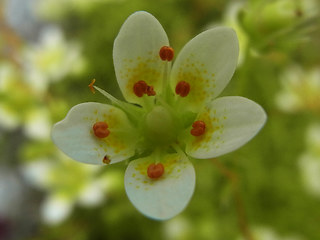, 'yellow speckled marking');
85,106,135,160
129,154,186,190
173,55,216,109
119,55,164,100
190,106,227,152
